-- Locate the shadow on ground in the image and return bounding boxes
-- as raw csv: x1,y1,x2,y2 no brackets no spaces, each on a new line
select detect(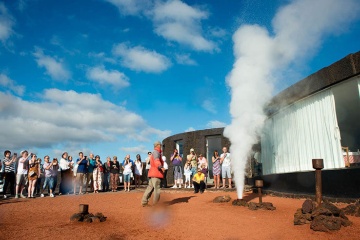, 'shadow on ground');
163,196,196,206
